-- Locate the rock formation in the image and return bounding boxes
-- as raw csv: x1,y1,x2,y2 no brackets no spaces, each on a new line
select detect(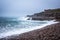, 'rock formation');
27,8,60,20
